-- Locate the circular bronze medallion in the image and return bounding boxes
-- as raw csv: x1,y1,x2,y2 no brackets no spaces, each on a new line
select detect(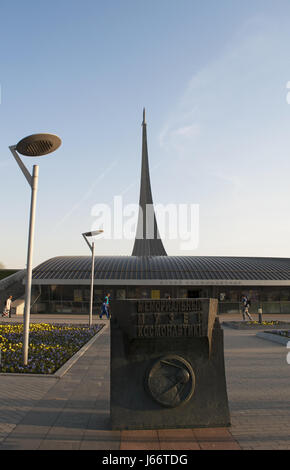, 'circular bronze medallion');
146,355,195,408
